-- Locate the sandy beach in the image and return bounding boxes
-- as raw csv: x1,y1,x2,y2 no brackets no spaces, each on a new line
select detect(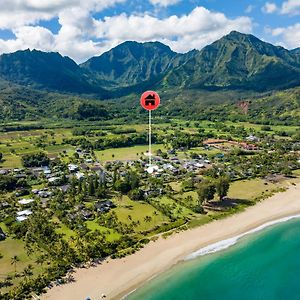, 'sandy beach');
42,183,300,300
